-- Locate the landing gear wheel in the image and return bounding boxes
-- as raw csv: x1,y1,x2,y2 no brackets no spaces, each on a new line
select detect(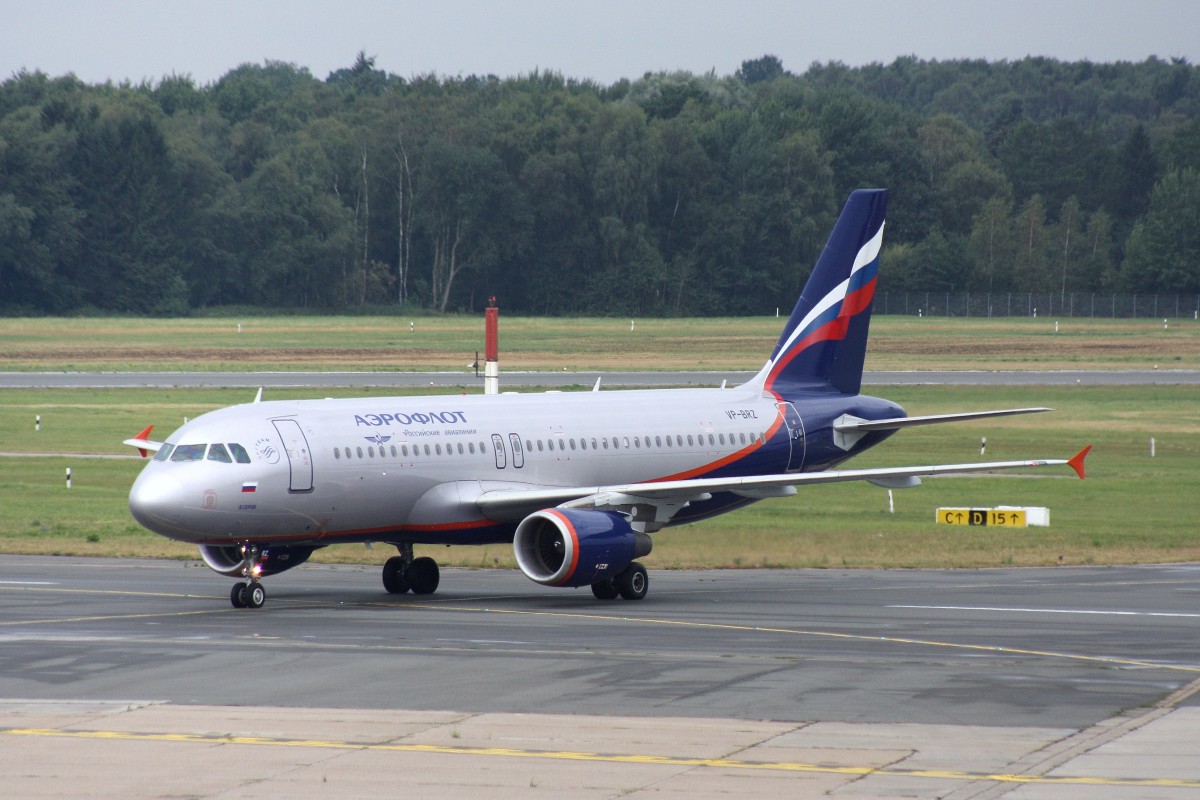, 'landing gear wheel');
591,577,620,600
616,562,648,600
382,556,411,594
244,581,266,609
408,556,440,595
230,582,248,608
